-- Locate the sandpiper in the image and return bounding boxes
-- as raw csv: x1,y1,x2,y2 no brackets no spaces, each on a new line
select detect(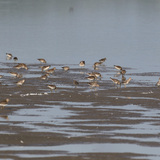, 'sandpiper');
22,63,28,70
10,72,17,77
14,64,21,69
110,77,121,87
0,98,9,108
38,58,46,63
87,76,96,81
40,74,49,80
79,61,85,67
48,84,56,92
73,80,79,86
62,66,70,71
16,79,25,86
87,72,101,79
114,65,123,70
122,77,132,88
6,53,12,60
94,62,102,67
41,65,50,71
46,67,56,74
92,72,102,78
14,63,28,70
88,82,99,88
10,72,22,78
99,58,106,63
13,57,18,61
156,78,160,87
120,69,126,75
